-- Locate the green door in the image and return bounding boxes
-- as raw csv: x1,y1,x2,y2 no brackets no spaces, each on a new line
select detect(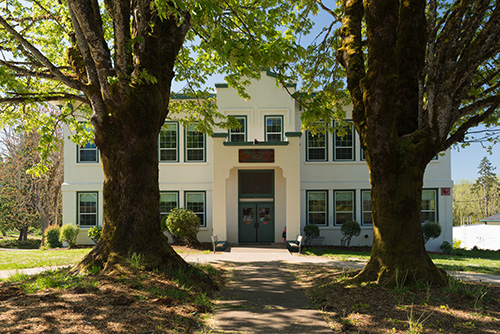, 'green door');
239,203,274,243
